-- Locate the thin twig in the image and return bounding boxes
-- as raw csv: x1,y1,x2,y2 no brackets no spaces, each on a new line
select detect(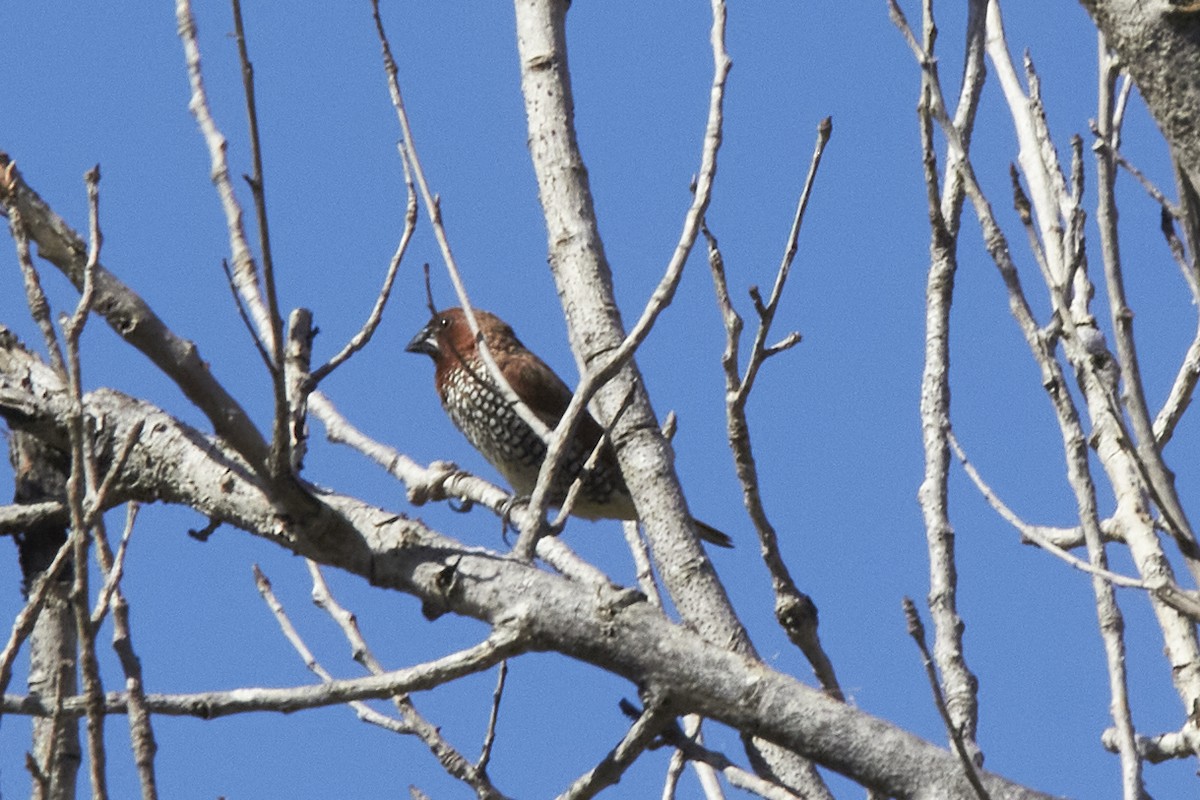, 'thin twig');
898,0,989,760
309,143,418,385
63,164,109,800
1154,324,1200,446
176,0,274,350
367,0,553,452
1107,147,1183,219
84,419,144,528
89,504,136,627
106,504,158,800
664,715,726,800
254,564,416,734
0,650,536,722
1009,166,1055,293
556,699,675,800
477,659,506,774
902,599,991,800
303,562,511,799
948,432,1175,591
543,383,636,538
733,118,827,405
700,209,844,705
1157,207,1200,306
230,0,282,360
954,428,1200,618
220,257,275,373
0,536,76,701
230,0,290,481
655,718,800,800
3,170,66,374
